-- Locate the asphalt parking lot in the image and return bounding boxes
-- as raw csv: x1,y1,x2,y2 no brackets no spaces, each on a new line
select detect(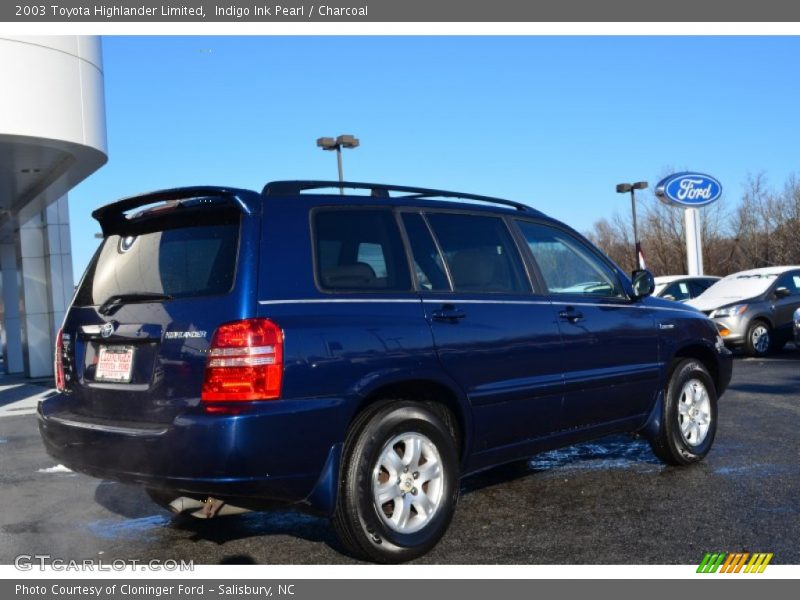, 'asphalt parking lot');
1,349,798,565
